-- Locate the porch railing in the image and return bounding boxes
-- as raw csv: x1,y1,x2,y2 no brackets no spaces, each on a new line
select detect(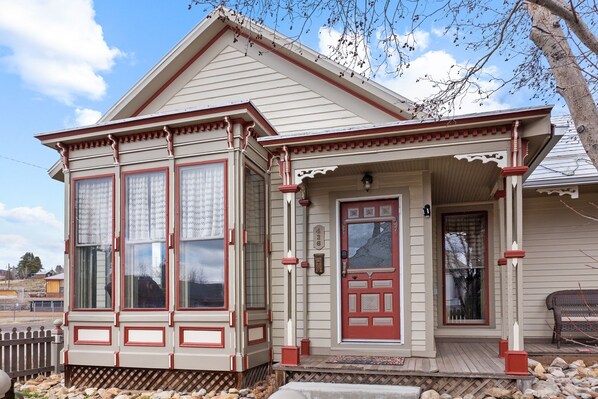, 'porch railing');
0,324,64,380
